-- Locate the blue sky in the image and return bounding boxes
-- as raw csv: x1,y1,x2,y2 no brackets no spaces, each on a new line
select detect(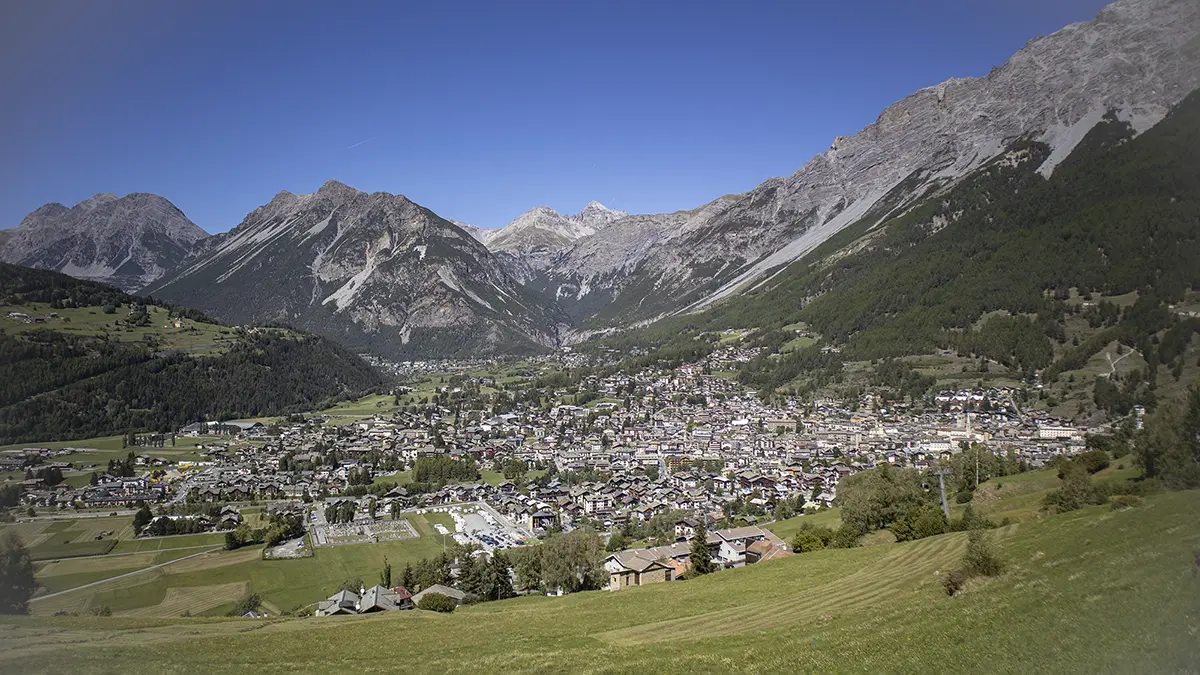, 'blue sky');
0,0,1112,233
